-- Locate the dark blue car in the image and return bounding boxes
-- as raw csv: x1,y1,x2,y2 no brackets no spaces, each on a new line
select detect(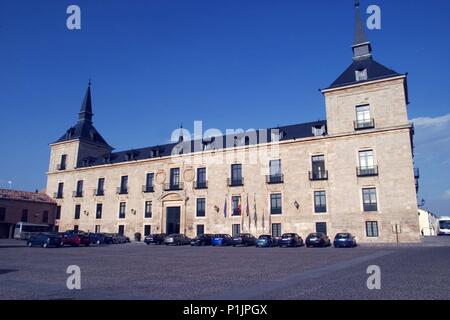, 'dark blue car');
333,233,357,248
27,233,64,248
211,234,233,246
255,235,279,247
